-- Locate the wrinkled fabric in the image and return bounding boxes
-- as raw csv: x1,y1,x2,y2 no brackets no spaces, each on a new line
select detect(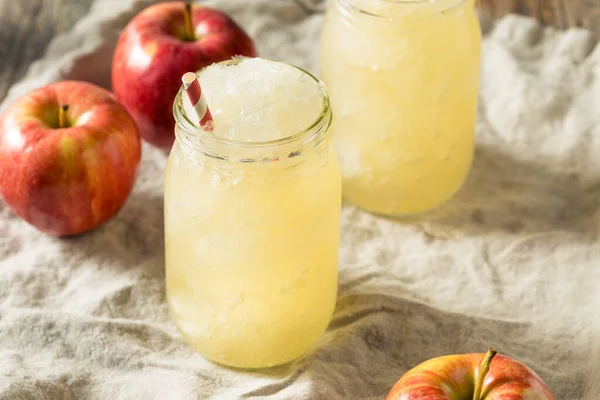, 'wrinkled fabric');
1,1,600,399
